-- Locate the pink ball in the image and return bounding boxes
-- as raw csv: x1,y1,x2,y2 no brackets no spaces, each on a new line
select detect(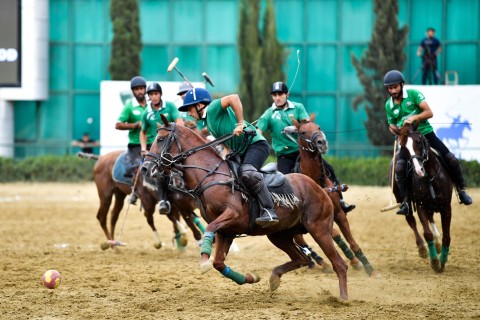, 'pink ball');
42,270,62,289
